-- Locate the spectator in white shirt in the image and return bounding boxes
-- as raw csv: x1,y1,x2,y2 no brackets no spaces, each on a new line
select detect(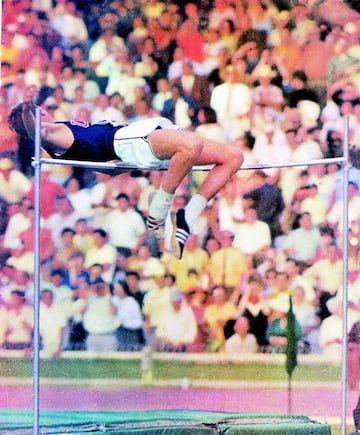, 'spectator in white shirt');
223,316,258,354
40,289,67,359
112,281,145,351
83,278,119,352
102,192,147,258
157,288,198,352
